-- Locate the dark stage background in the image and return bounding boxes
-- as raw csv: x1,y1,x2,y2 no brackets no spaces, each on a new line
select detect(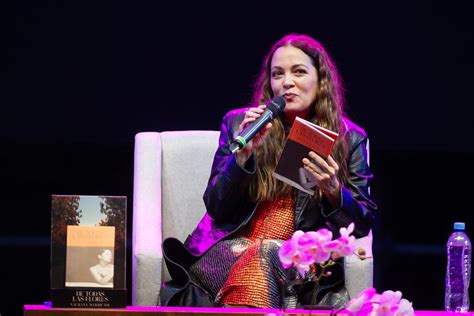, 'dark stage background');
2,1,474,315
